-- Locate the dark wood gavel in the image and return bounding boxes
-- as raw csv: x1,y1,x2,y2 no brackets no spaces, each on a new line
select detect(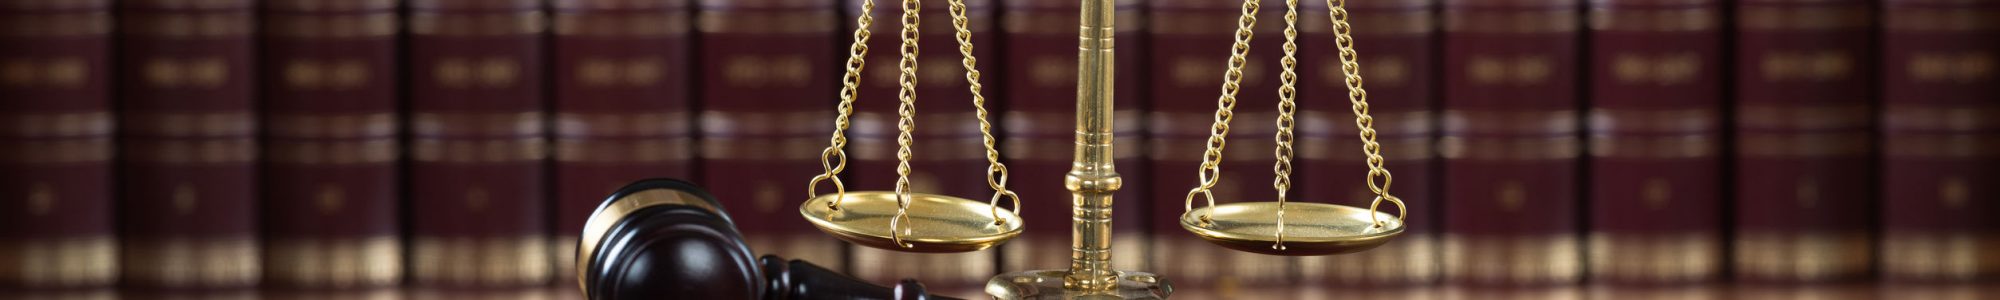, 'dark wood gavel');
574,178,965,300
